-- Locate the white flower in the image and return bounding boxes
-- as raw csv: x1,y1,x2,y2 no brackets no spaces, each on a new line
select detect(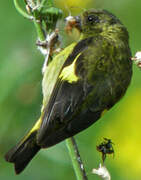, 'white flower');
92,163,111,180
131,51,141,68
